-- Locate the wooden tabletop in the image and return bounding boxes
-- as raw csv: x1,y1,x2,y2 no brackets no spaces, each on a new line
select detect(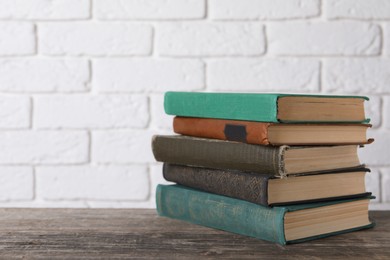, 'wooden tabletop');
0,209,388,259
